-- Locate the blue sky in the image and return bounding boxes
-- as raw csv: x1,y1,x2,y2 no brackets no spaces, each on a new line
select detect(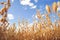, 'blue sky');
0,0,60,24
